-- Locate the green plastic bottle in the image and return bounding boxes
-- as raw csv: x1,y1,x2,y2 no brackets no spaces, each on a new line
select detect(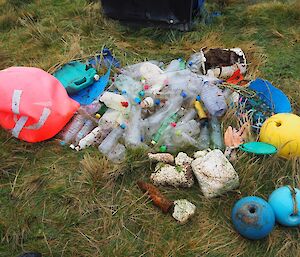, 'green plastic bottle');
151,113,178,145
